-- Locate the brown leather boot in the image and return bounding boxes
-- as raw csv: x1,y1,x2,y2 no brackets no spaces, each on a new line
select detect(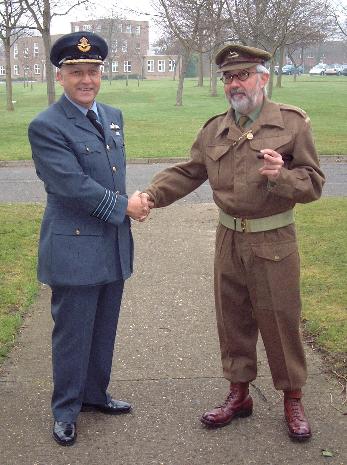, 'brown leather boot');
284,390,312,441
200,382,253,428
